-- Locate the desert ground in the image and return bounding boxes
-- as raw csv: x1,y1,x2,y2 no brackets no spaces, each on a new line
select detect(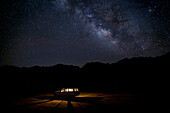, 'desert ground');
7,92,155,113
